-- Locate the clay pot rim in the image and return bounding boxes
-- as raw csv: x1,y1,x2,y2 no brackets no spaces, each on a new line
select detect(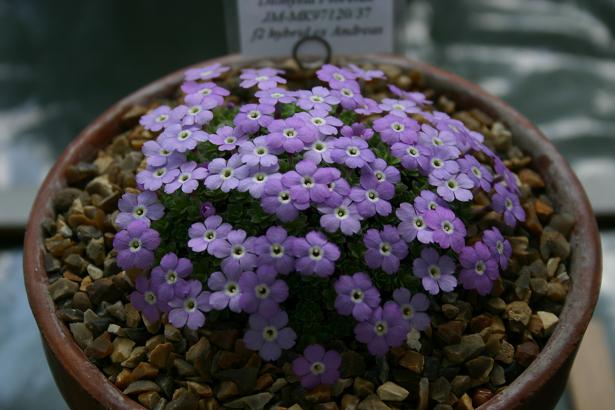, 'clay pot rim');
23,53,602,409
